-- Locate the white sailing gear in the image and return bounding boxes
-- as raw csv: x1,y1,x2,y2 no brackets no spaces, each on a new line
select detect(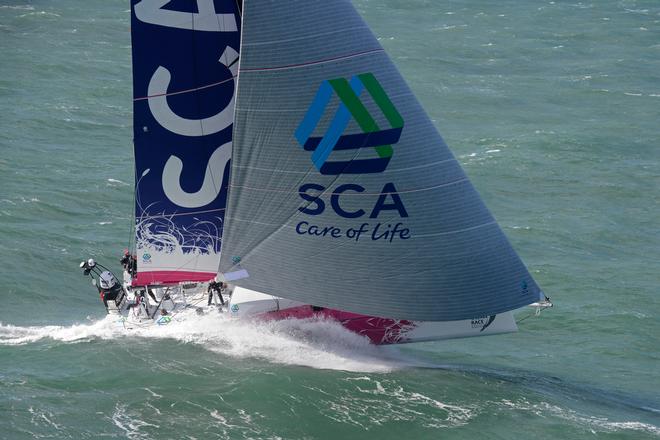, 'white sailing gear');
99,271,117,289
